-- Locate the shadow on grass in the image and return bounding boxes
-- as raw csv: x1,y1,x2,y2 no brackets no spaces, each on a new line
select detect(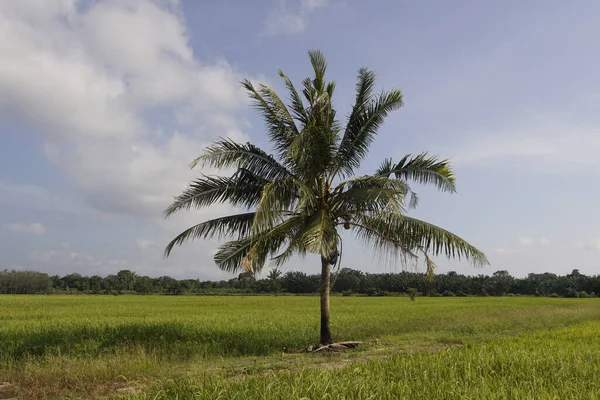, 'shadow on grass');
0,322,299,362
